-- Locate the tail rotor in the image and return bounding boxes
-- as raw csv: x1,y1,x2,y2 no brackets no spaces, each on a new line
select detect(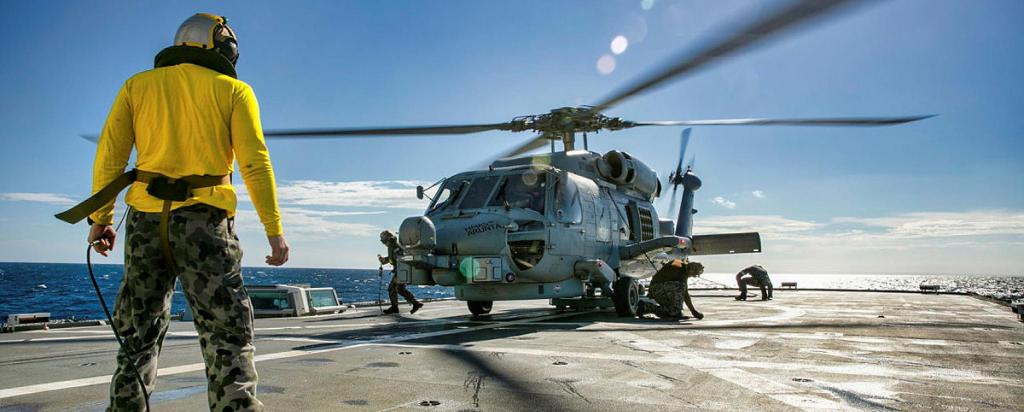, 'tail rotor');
666,128,691,218
663,128,702,237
